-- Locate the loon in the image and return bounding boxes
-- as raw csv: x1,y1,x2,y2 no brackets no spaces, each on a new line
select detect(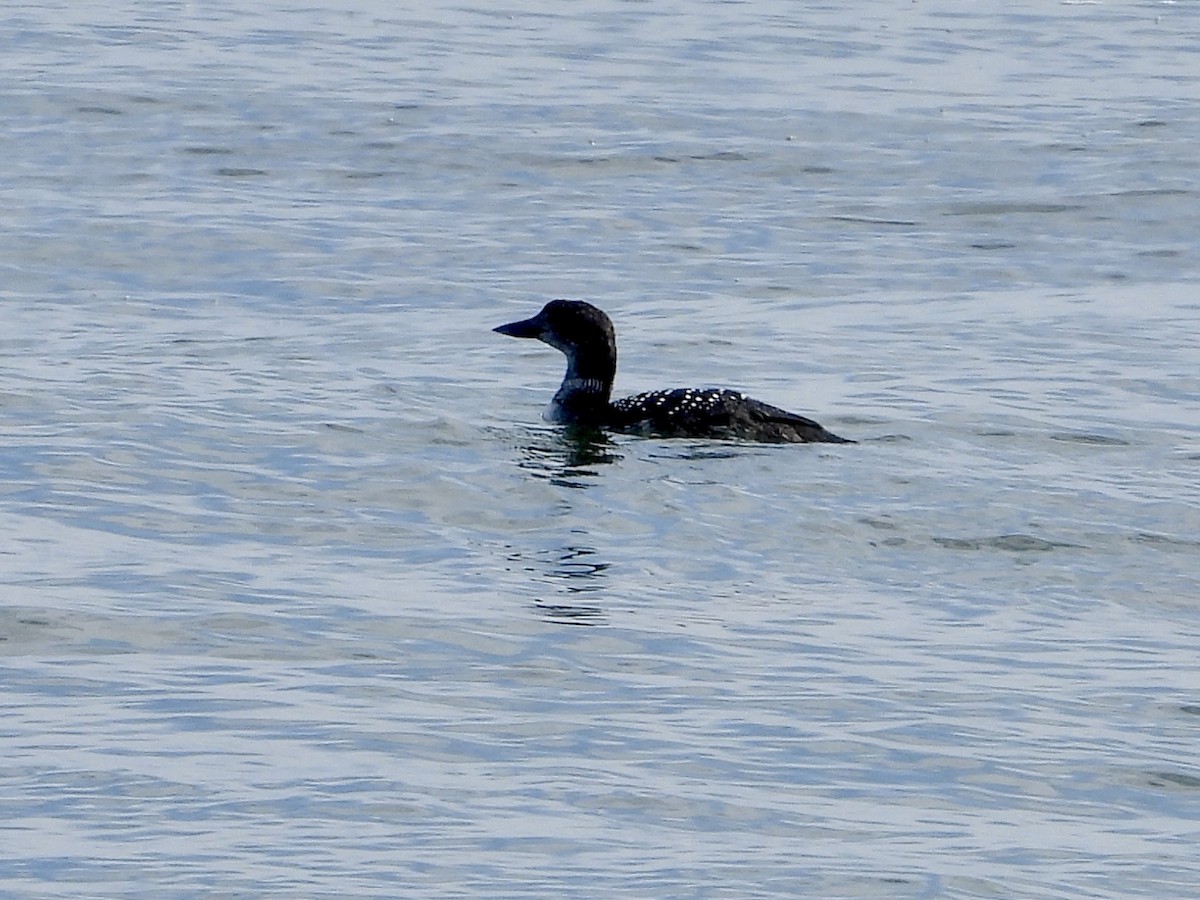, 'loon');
494,299,852,444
